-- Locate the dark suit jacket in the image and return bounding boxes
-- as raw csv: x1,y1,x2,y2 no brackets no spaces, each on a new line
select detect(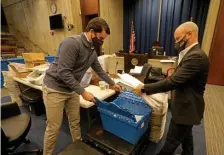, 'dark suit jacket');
144,44,209,125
